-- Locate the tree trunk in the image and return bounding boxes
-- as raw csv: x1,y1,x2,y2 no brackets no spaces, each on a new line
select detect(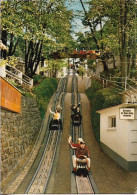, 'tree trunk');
25,40,33,74
121,56,127,77
11,38,20,56
79,0,109,72
8,33,20,56
102,59,109,72
1,30,7,59
79,0,100,50
112,55,116,69
132,52,136,69
127,52,131,77
120,0,128,77
33,41,43,75
8,33,14,56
